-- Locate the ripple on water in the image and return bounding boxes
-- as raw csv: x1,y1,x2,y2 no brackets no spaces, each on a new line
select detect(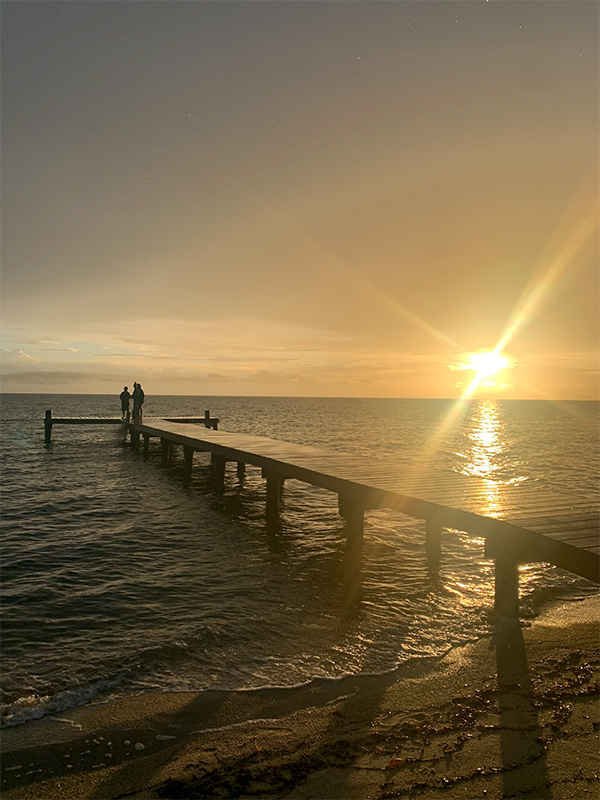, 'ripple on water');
1,396,598,725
